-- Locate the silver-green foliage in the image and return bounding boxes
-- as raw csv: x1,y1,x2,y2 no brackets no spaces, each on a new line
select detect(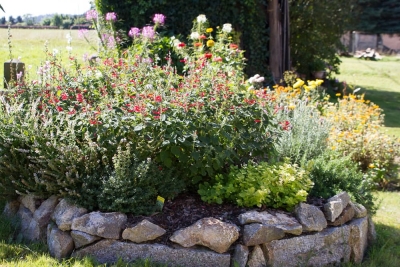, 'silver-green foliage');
274,100,331,164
